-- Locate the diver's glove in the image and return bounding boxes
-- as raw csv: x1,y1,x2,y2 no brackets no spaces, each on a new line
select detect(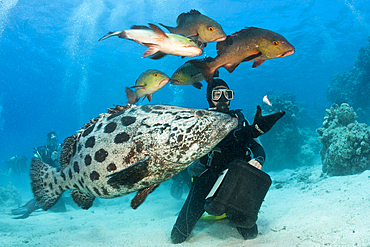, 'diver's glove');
234,105,285,140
